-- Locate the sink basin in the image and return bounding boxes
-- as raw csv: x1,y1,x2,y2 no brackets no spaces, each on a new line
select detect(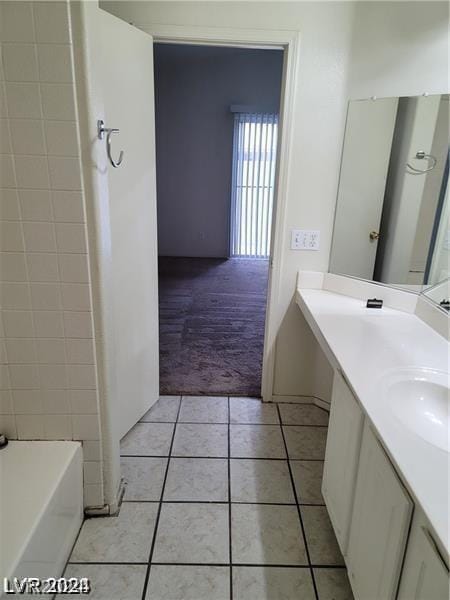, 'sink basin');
382,368,449,452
